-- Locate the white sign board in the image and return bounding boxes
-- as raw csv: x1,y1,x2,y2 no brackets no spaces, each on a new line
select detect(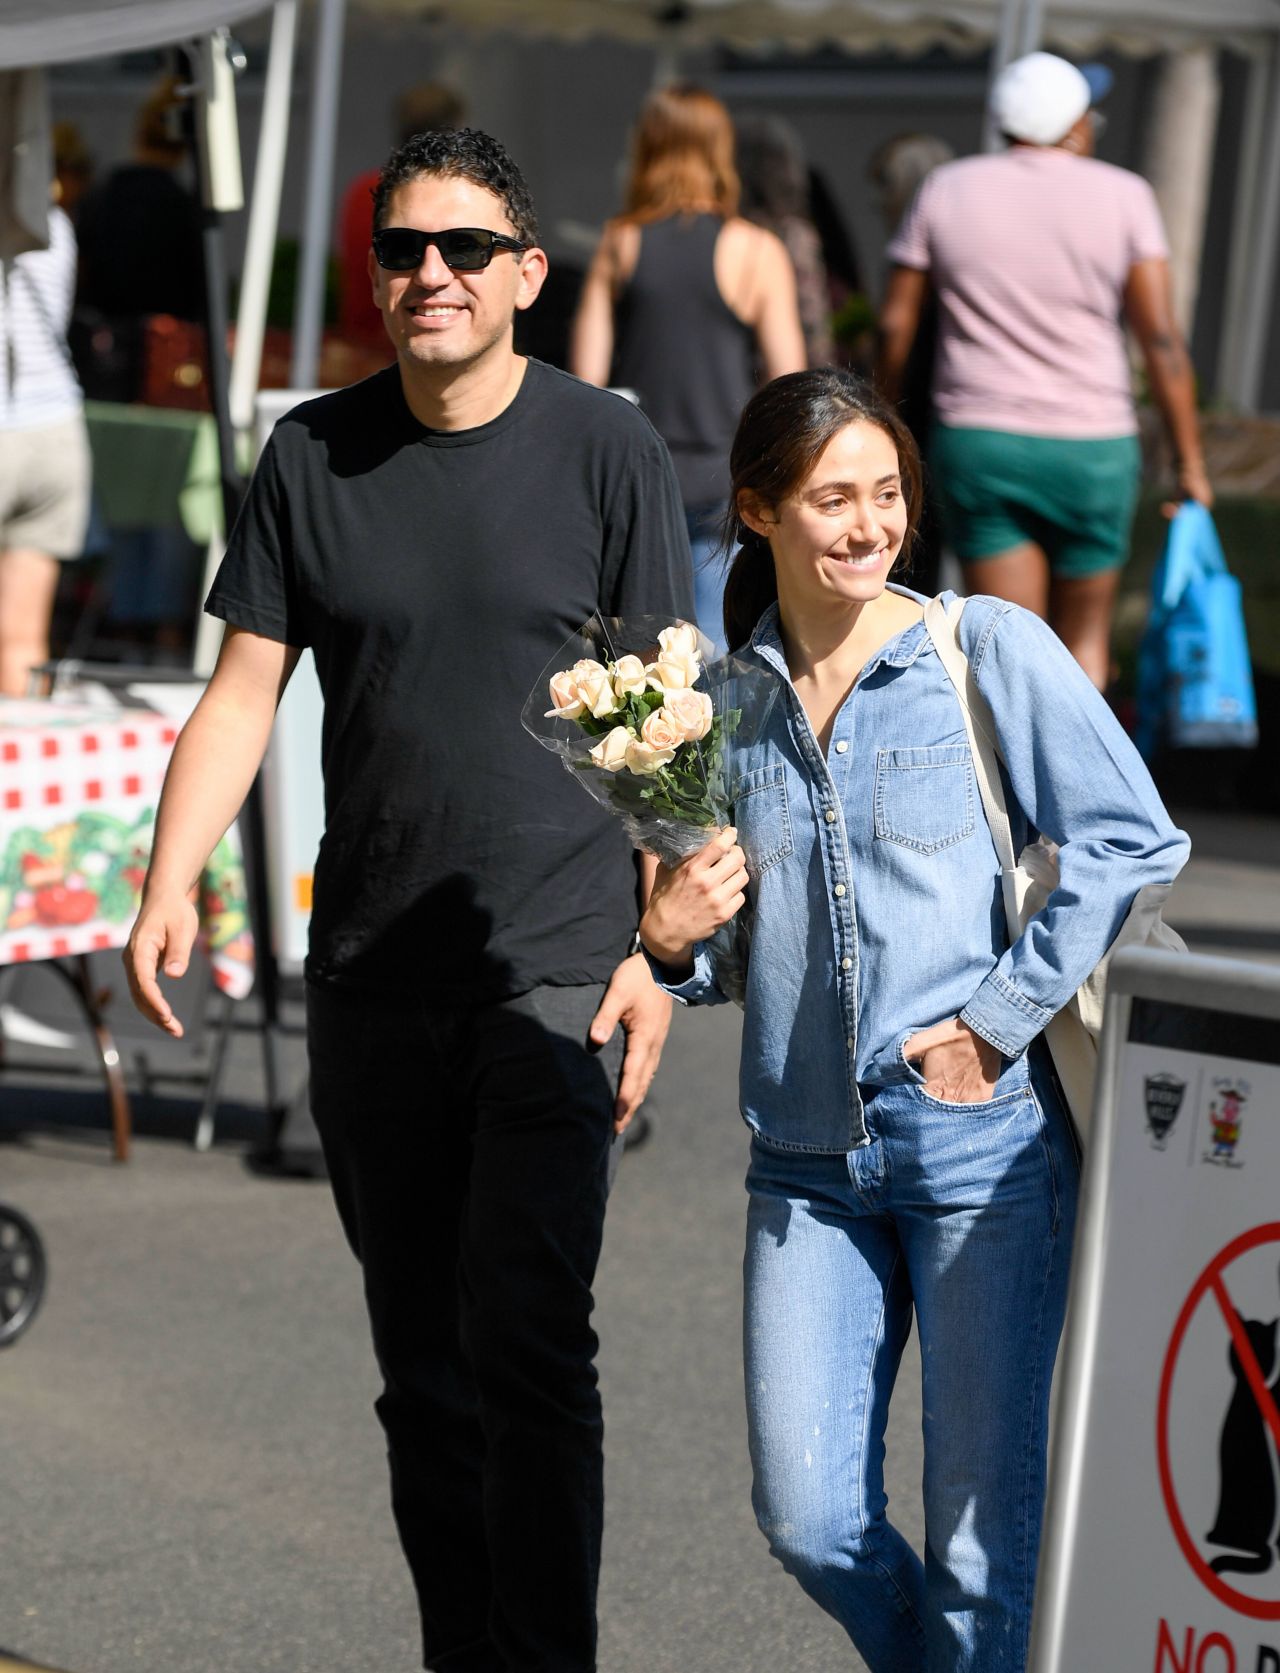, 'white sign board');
254,390,328,975
1030,946,1280,1673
